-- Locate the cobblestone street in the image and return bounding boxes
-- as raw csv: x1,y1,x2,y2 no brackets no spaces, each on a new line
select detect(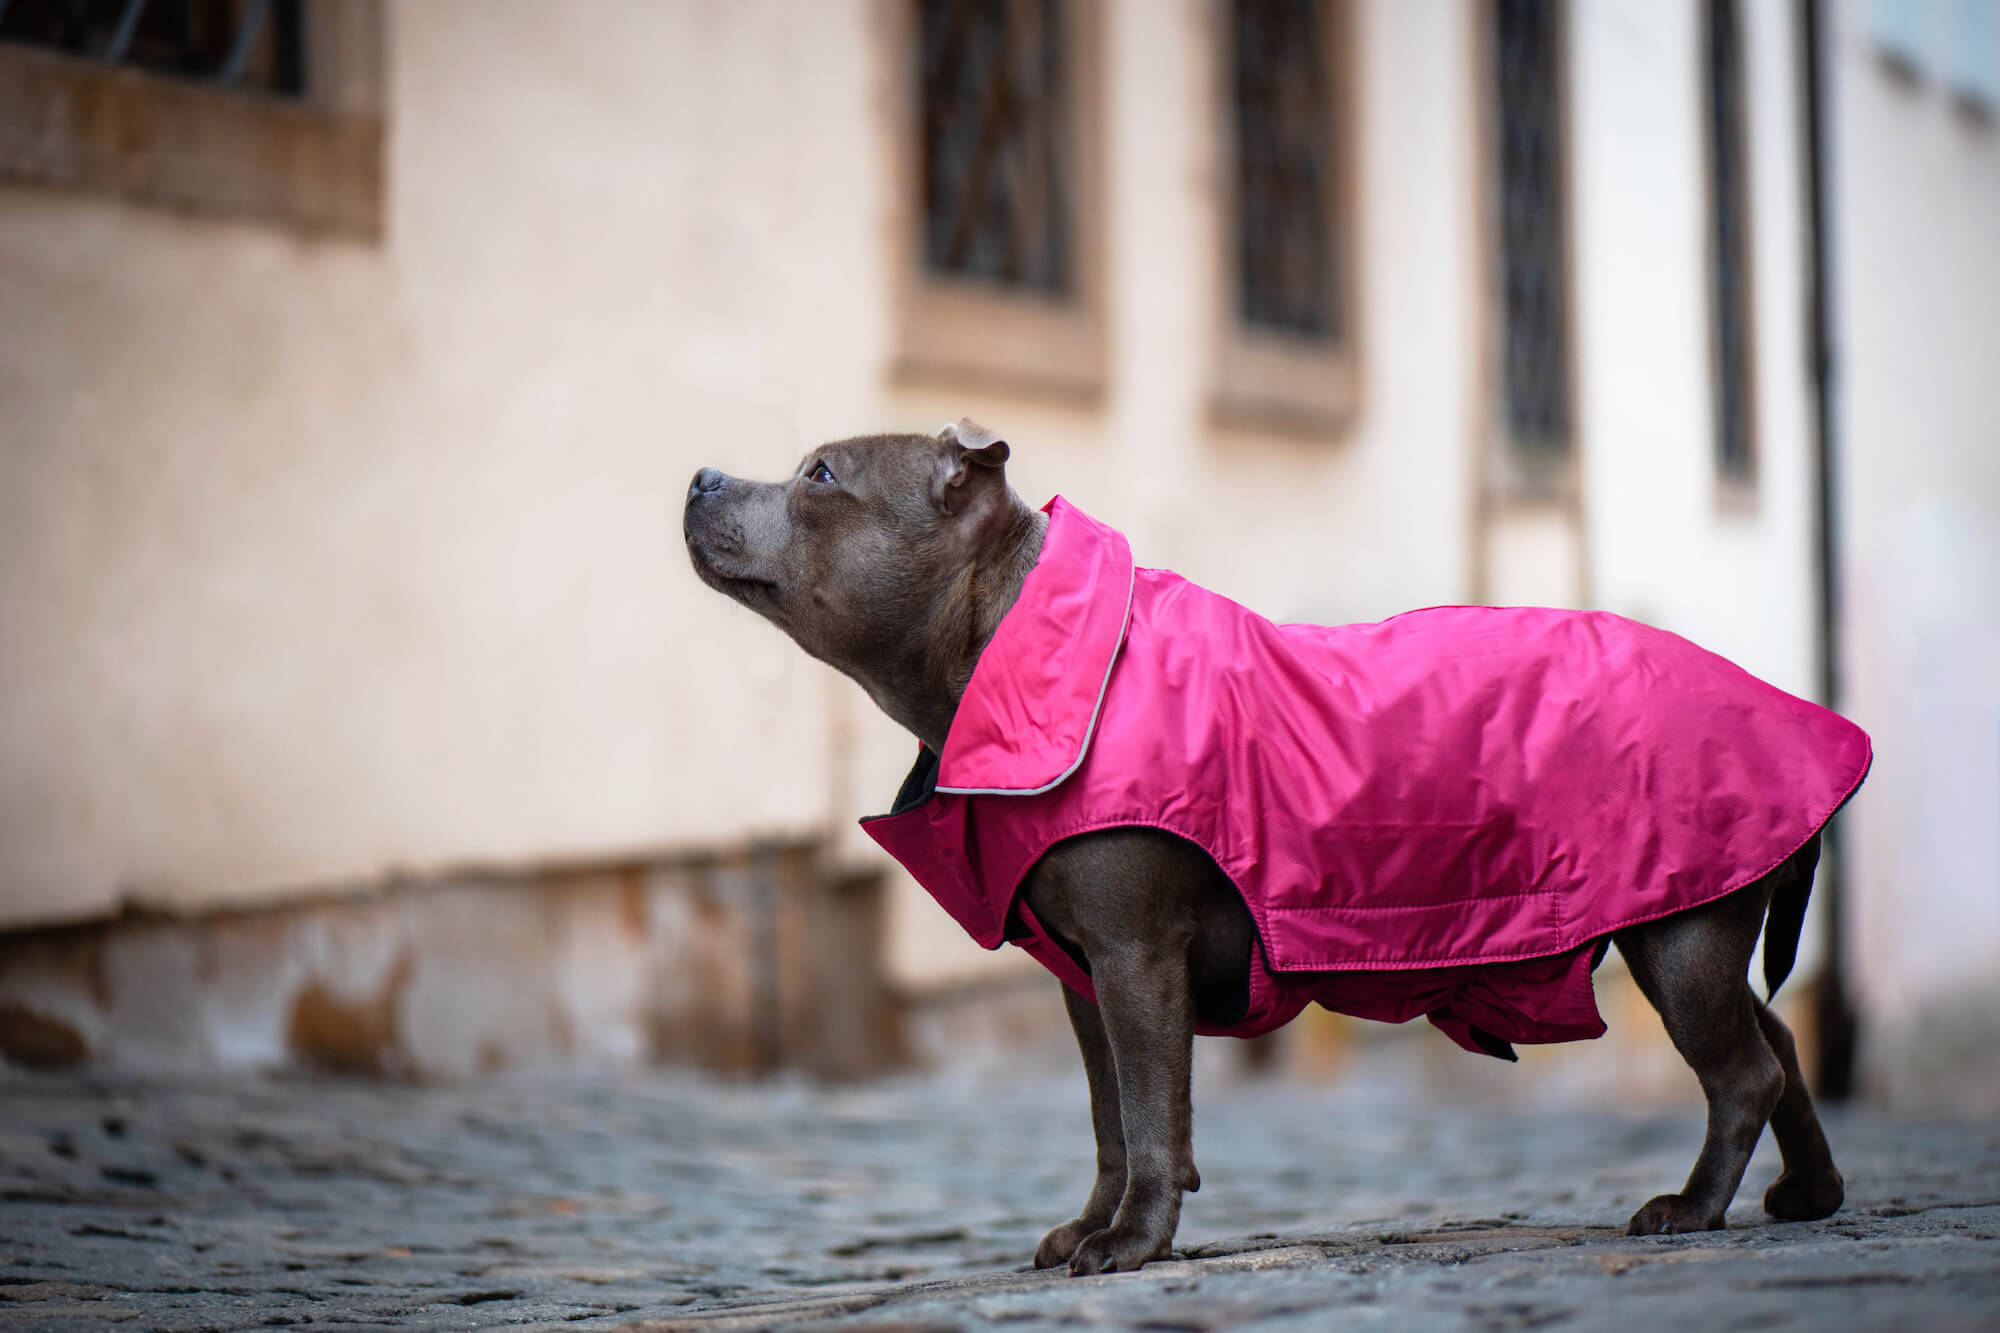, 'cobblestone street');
2,1064,1996,1331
